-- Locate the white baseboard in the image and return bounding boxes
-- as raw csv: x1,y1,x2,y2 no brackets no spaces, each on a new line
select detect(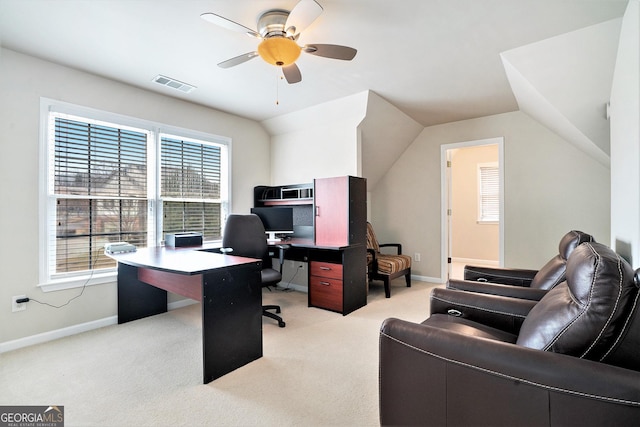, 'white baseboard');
168,298,199,310
0,316,118,354
412,274,446,284
0,299,199,354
